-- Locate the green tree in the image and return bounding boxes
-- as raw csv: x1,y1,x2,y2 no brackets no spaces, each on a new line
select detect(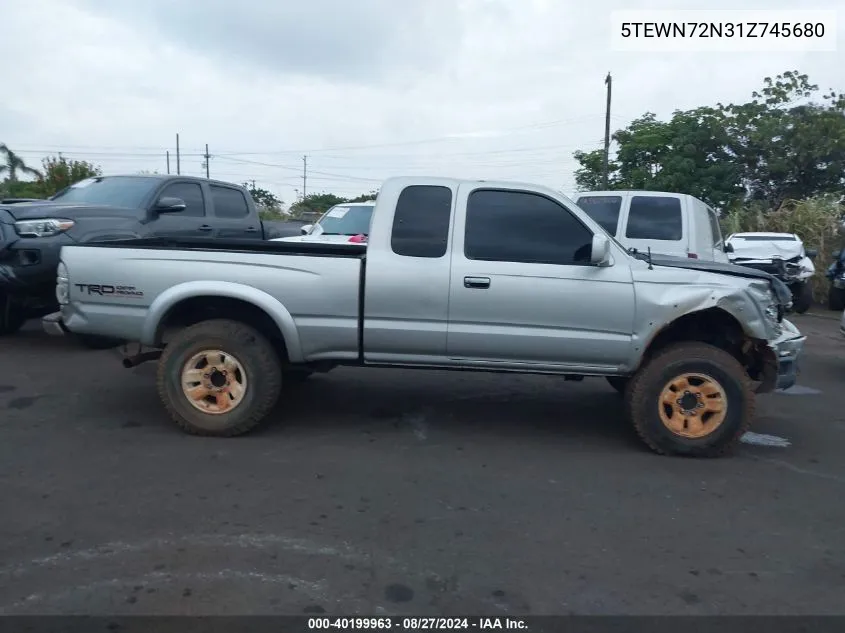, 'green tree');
37,155,102,197
0,143,41,183
573,70,845,209
288,192,350,218
348,190,378,202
